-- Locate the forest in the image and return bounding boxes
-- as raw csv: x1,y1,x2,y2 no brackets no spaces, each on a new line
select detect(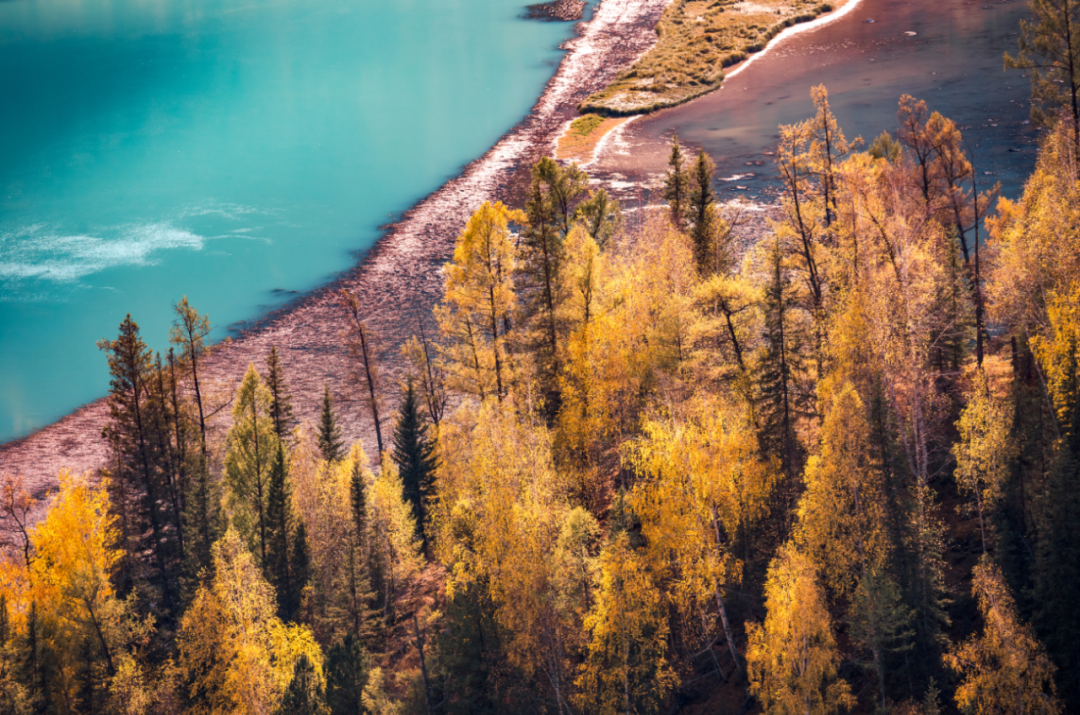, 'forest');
2,14,1080,715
